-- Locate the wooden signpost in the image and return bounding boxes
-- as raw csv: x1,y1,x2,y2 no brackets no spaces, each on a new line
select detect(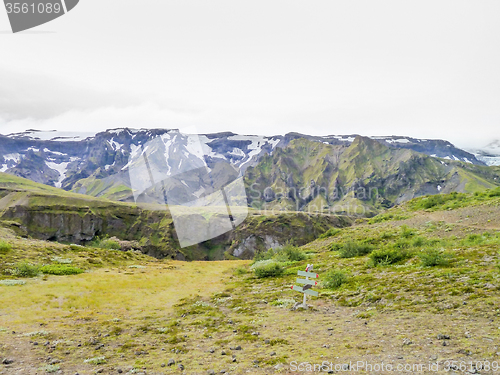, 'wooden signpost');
291,264,318,307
